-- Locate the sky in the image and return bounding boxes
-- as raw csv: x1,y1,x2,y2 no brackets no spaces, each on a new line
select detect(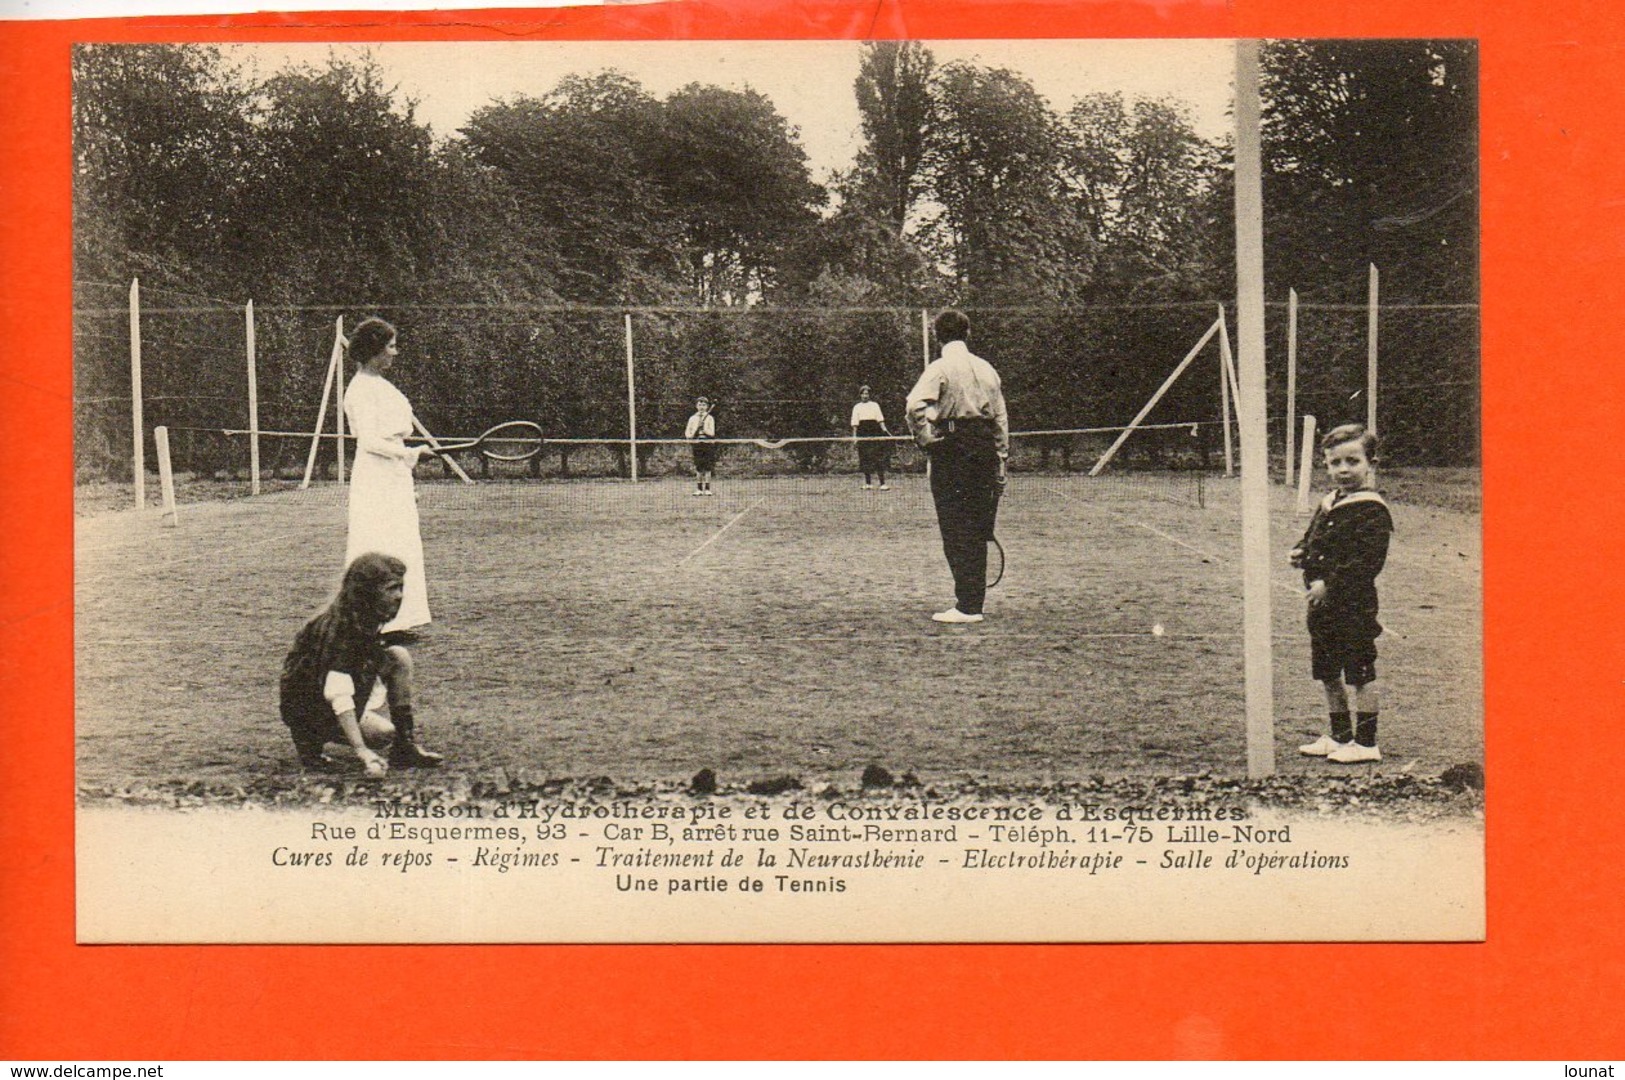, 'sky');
229,40,1236,183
